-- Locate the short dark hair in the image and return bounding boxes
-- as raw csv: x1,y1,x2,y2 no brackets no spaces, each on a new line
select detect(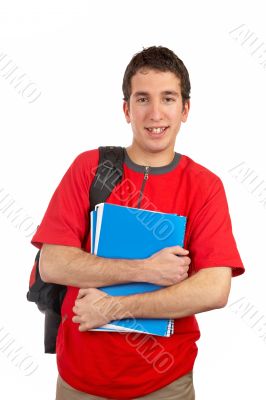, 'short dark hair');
122,46,191,105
